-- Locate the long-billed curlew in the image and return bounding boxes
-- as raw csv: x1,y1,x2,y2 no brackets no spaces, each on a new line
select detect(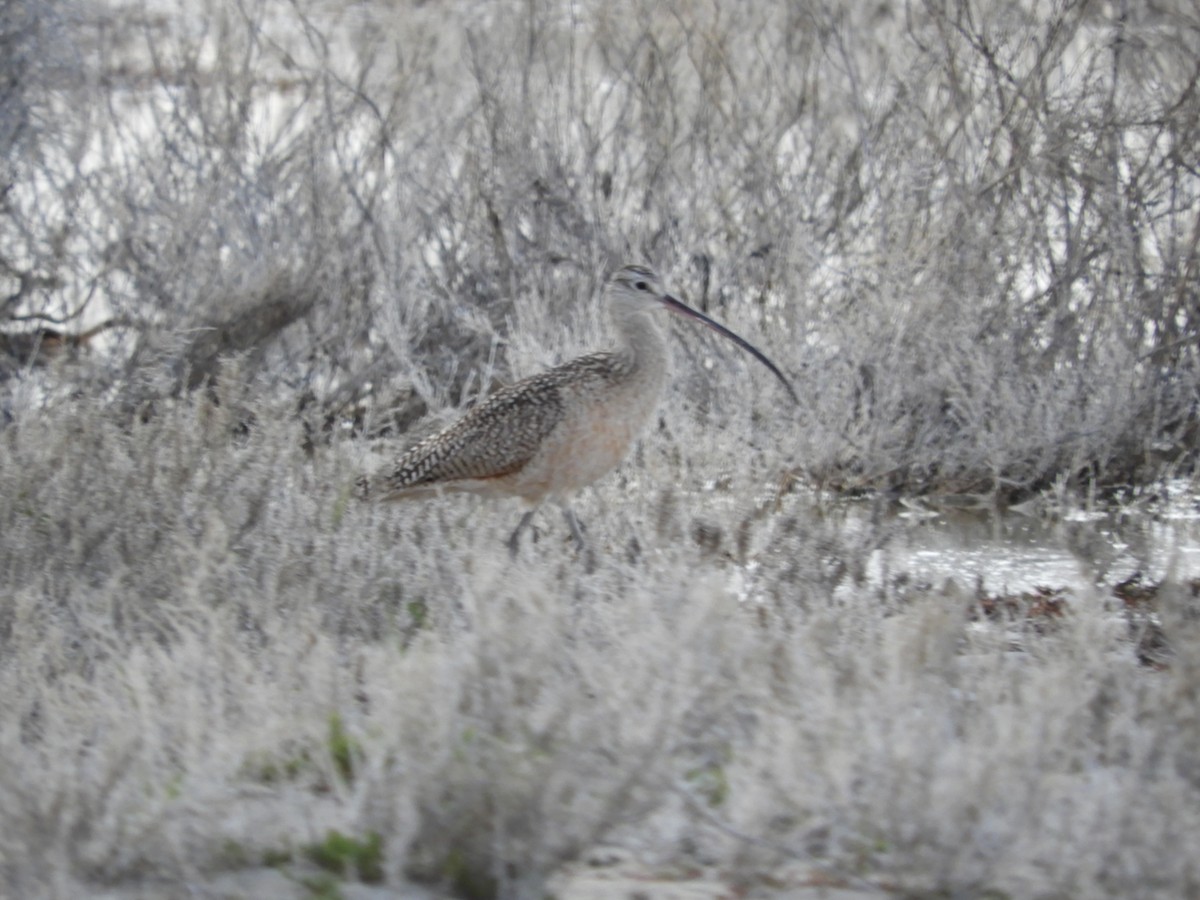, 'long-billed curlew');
361,264,797,557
